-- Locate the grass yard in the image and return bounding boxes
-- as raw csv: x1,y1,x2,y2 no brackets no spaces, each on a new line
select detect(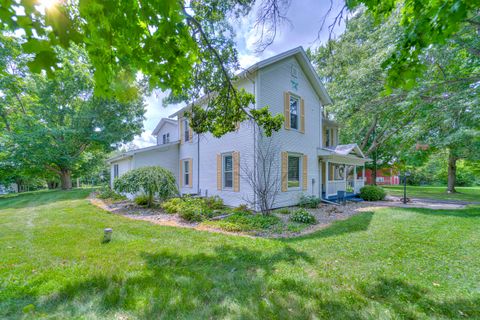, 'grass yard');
383,185,480,202
1,190,480,319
